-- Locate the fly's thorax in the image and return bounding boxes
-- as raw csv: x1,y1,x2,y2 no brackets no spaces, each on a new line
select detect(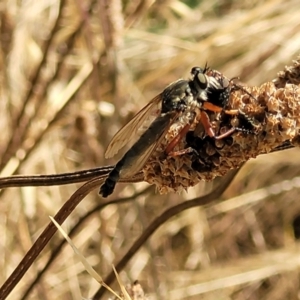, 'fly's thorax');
185,94,203,111
171,99,200,137
161,79,193,113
